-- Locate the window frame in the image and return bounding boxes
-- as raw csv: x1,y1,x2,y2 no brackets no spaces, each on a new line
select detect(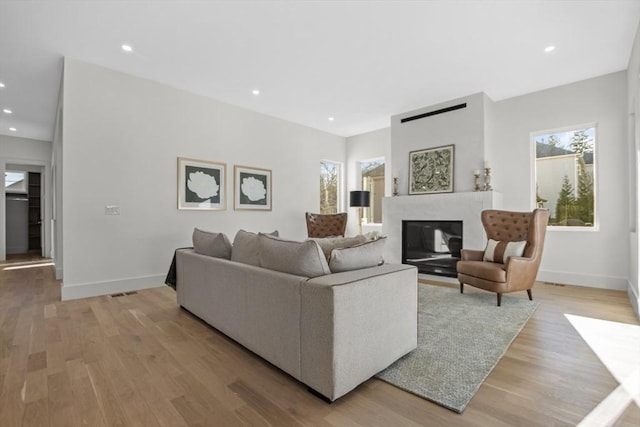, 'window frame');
359,157,385,225
531,122,599,232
